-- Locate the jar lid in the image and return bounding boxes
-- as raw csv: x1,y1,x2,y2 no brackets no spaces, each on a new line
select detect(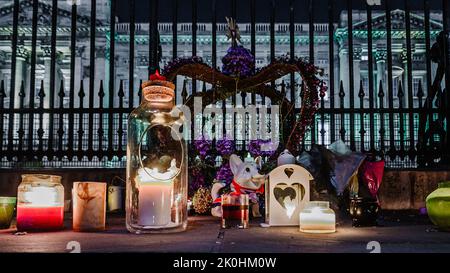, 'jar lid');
142,85,175,103
0,197,16,204
141,70,175,105
21,174,62,183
